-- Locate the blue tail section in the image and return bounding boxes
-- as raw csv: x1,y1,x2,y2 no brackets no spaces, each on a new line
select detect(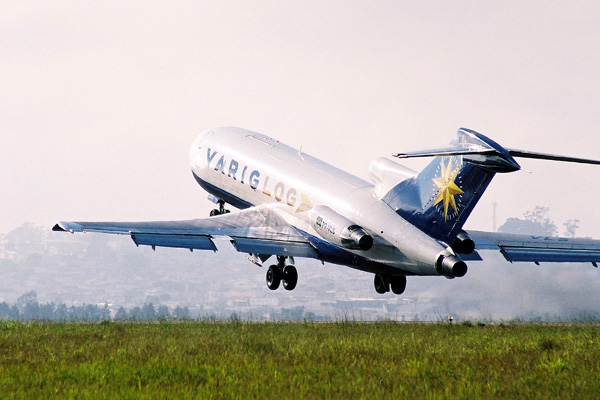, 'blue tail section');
383,128,520,245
